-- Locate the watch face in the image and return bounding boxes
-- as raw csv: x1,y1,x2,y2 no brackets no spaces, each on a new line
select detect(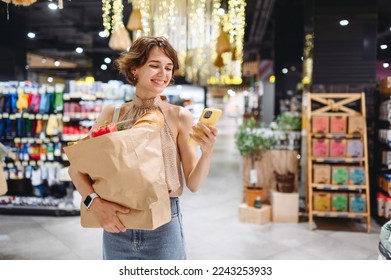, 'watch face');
84,195,92,207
